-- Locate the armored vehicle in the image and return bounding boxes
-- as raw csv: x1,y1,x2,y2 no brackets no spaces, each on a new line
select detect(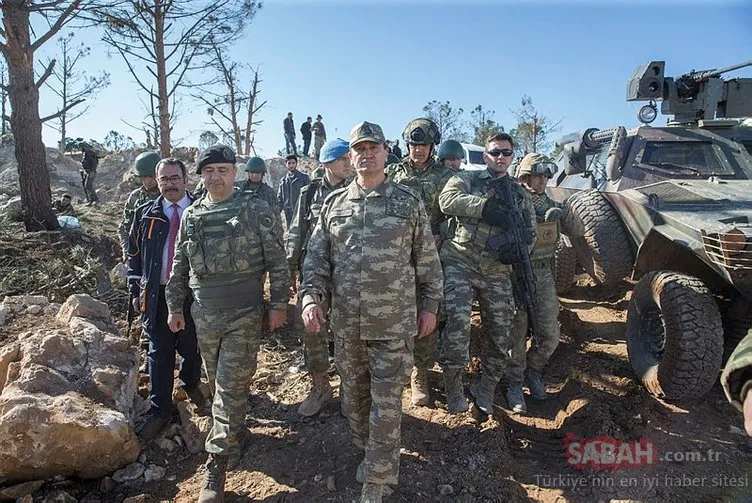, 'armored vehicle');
549,60,752,401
